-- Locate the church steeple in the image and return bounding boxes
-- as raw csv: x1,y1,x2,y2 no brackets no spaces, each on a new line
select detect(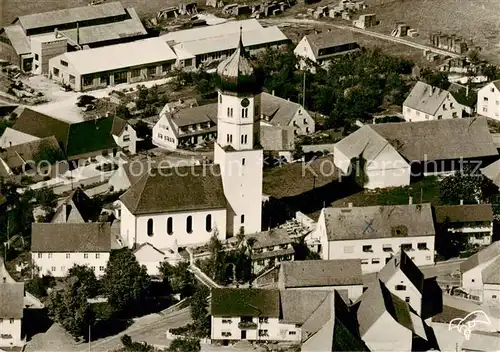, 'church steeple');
217,26,261,95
